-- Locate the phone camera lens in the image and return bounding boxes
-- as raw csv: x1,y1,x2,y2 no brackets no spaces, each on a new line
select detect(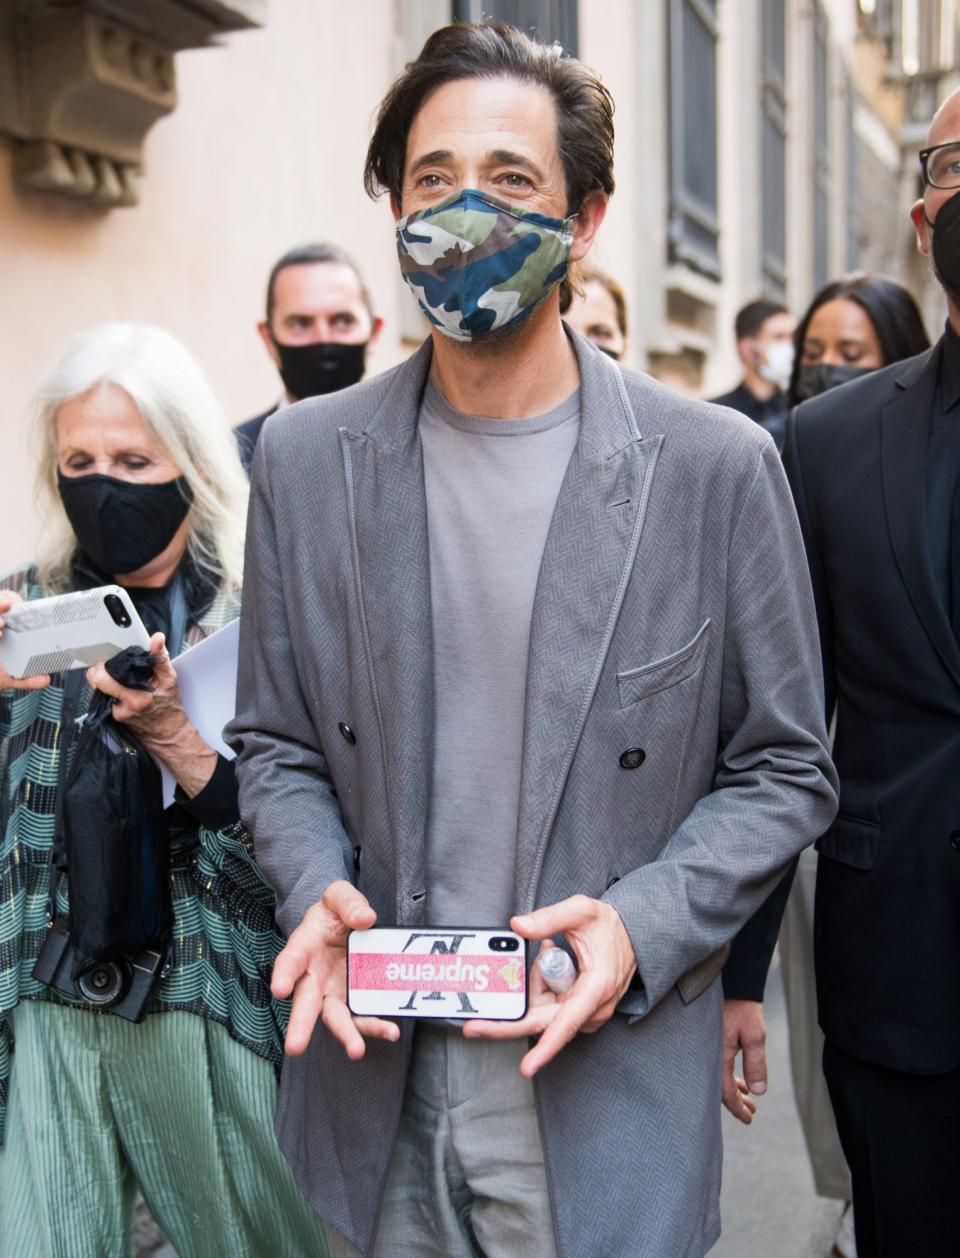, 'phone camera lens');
489,936,518,952
104,594,131,628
